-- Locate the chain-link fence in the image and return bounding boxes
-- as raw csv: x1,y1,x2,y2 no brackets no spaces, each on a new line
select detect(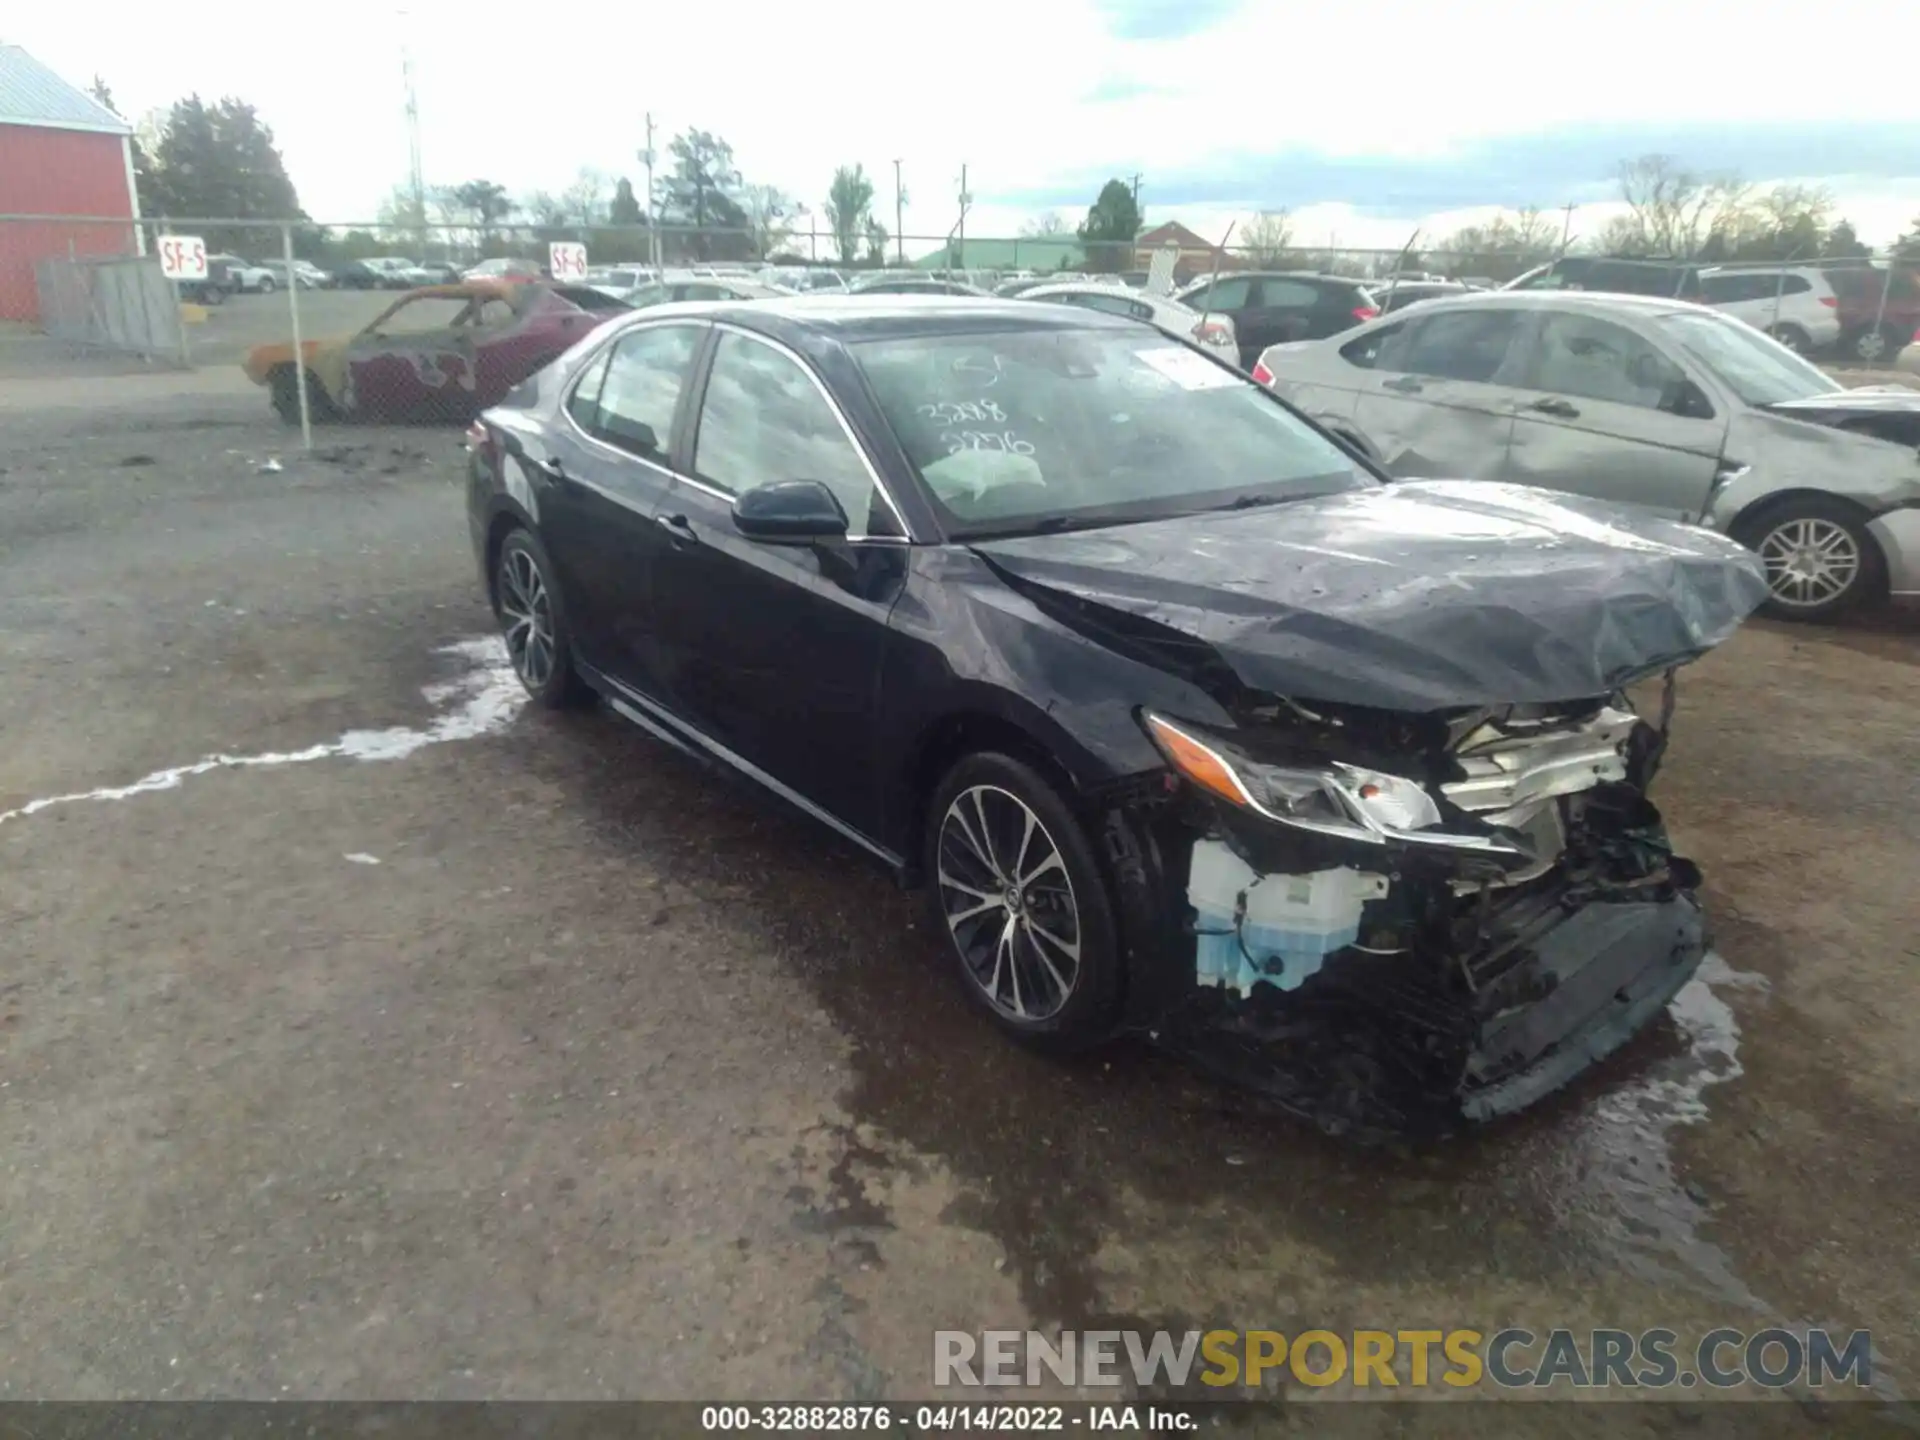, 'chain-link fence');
3,212,1916,445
